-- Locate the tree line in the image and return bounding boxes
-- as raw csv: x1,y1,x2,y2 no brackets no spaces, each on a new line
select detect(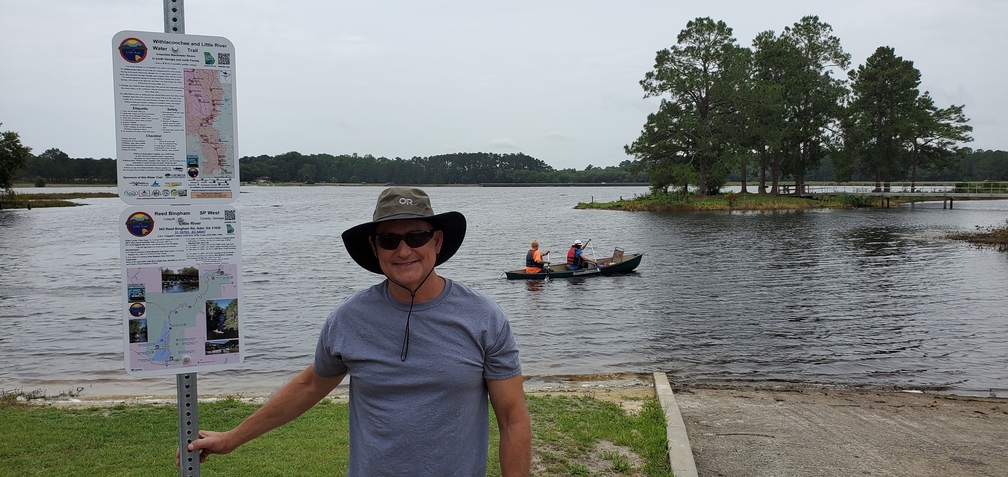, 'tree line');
5,14,1008,200
0,141,648,191
15,147,117,186
625,15,976,196
761,148,1008,183
2,136,1006,196
238,151,646,184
